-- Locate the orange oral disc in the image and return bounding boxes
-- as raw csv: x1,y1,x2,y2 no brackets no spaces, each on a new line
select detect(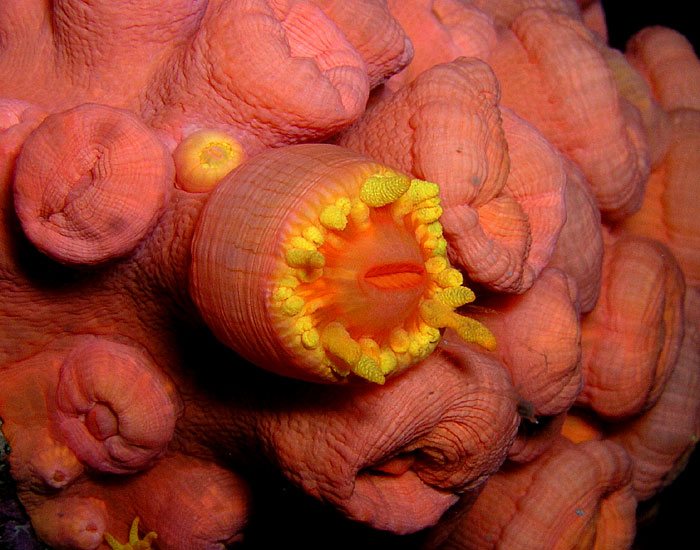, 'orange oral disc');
271,162,496,383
